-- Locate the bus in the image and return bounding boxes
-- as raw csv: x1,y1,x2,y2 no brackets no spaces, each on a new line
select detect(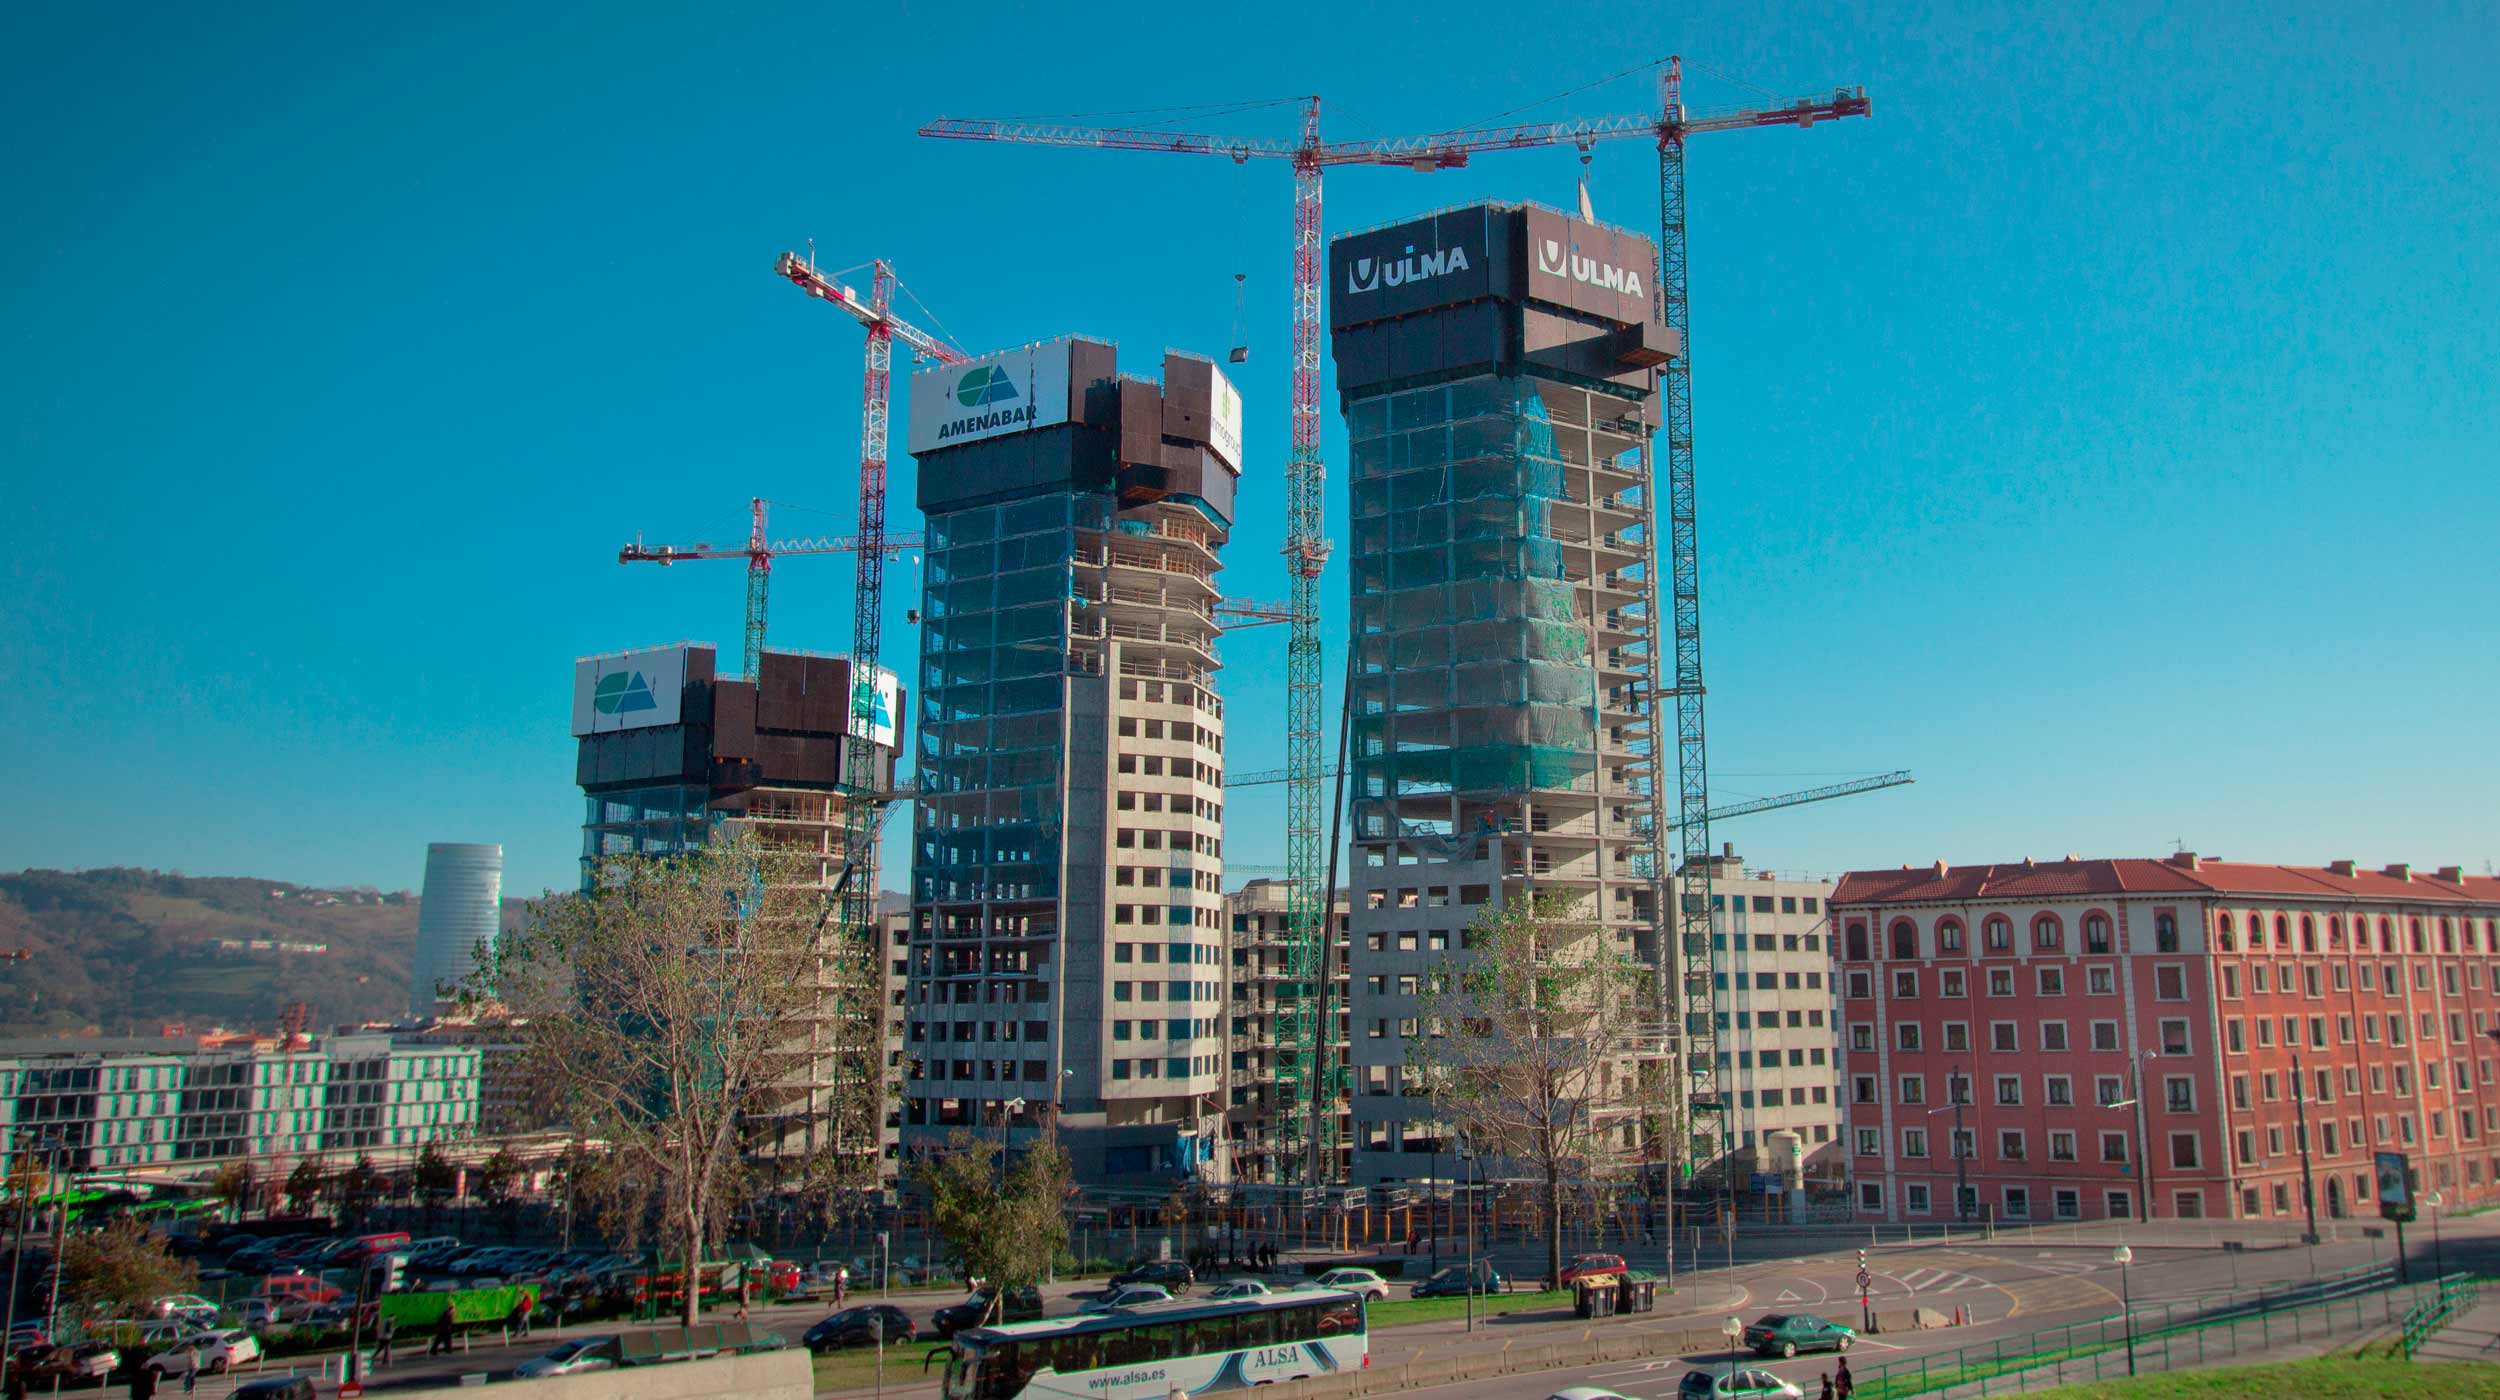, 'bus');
944,1288,1367,1400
